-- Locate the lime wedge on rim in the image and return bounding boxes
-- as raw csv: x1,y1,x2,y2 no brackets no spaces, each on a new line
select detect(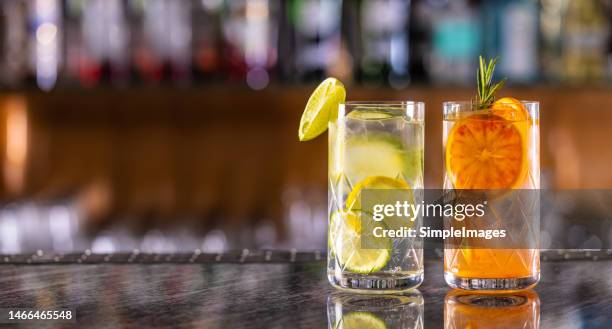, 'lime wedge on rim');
331,211,391,274
298,77,346,141
335,312,388,329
